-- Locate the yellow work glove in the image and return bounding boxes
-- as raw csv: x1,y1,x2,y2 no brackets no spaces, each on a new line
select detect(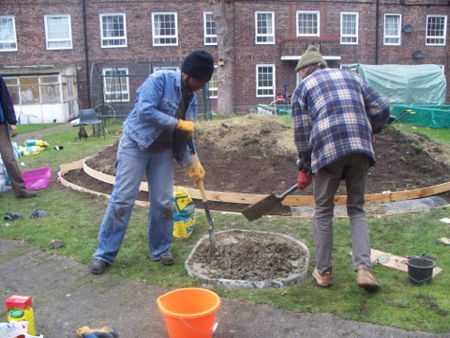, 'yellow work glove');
188,161,205,185
176,119,195,135
9,124,17,137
